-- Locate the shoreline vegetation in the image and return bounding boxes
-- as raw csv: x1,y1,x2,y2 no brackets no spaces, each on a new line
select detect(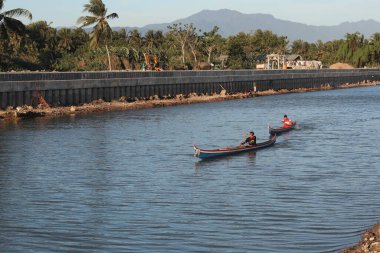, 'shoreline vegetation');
343,222,380,253
2,1,380,73
1,80,378,122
